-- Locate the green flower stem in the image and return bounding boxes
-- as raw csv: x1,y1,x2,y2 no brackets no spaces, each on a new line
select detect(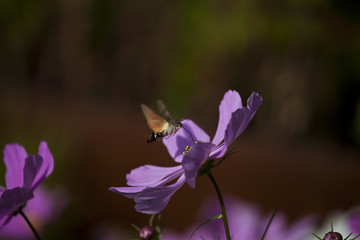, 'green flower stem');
208,172,231,240
19,209,41,240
